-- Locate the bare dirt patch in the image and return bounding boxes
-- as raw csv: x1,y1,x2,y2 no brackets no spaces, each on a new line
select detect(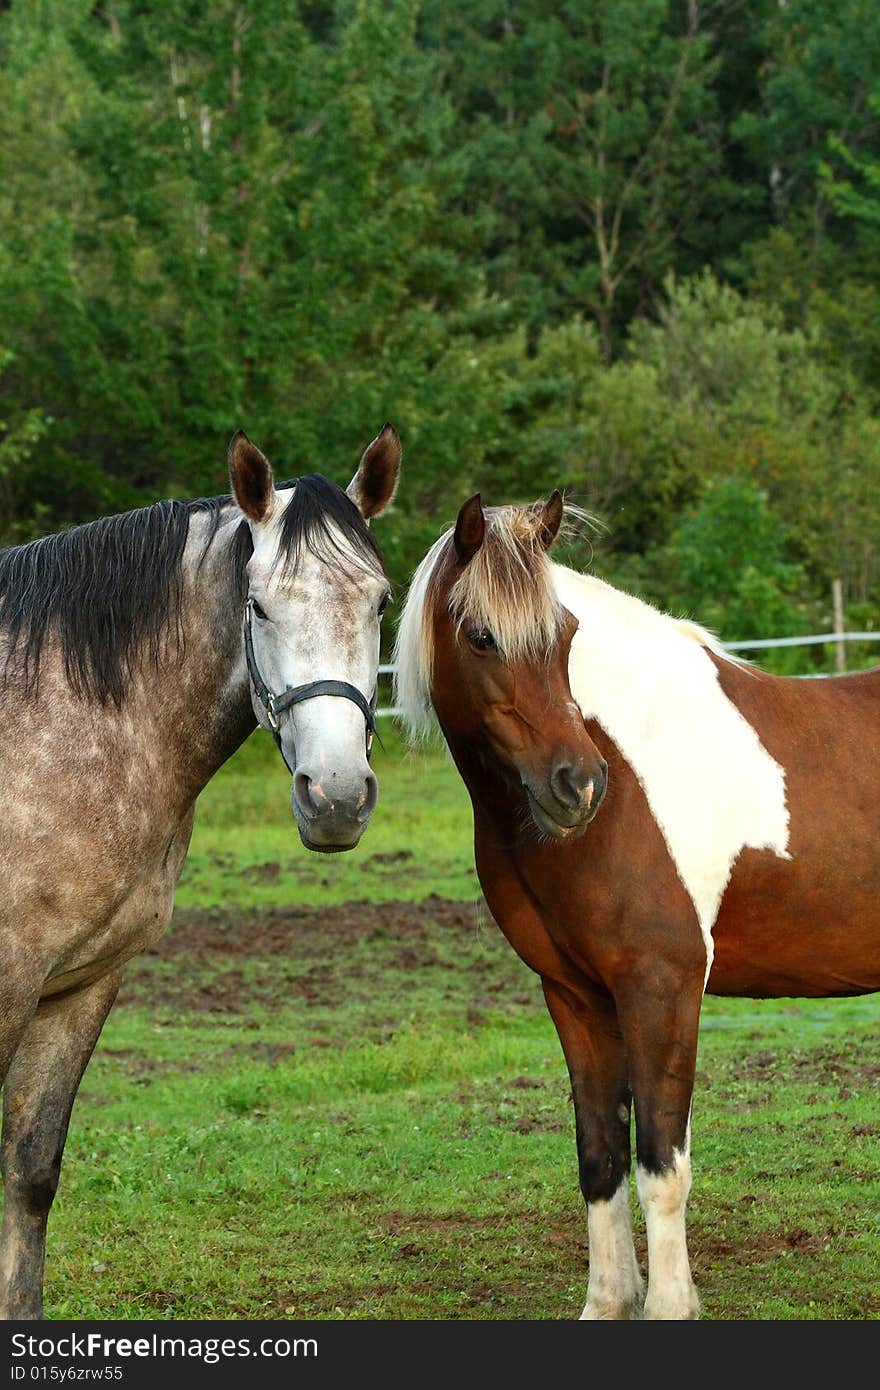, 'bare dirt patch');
142,893,483,966
116,894,519,1020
